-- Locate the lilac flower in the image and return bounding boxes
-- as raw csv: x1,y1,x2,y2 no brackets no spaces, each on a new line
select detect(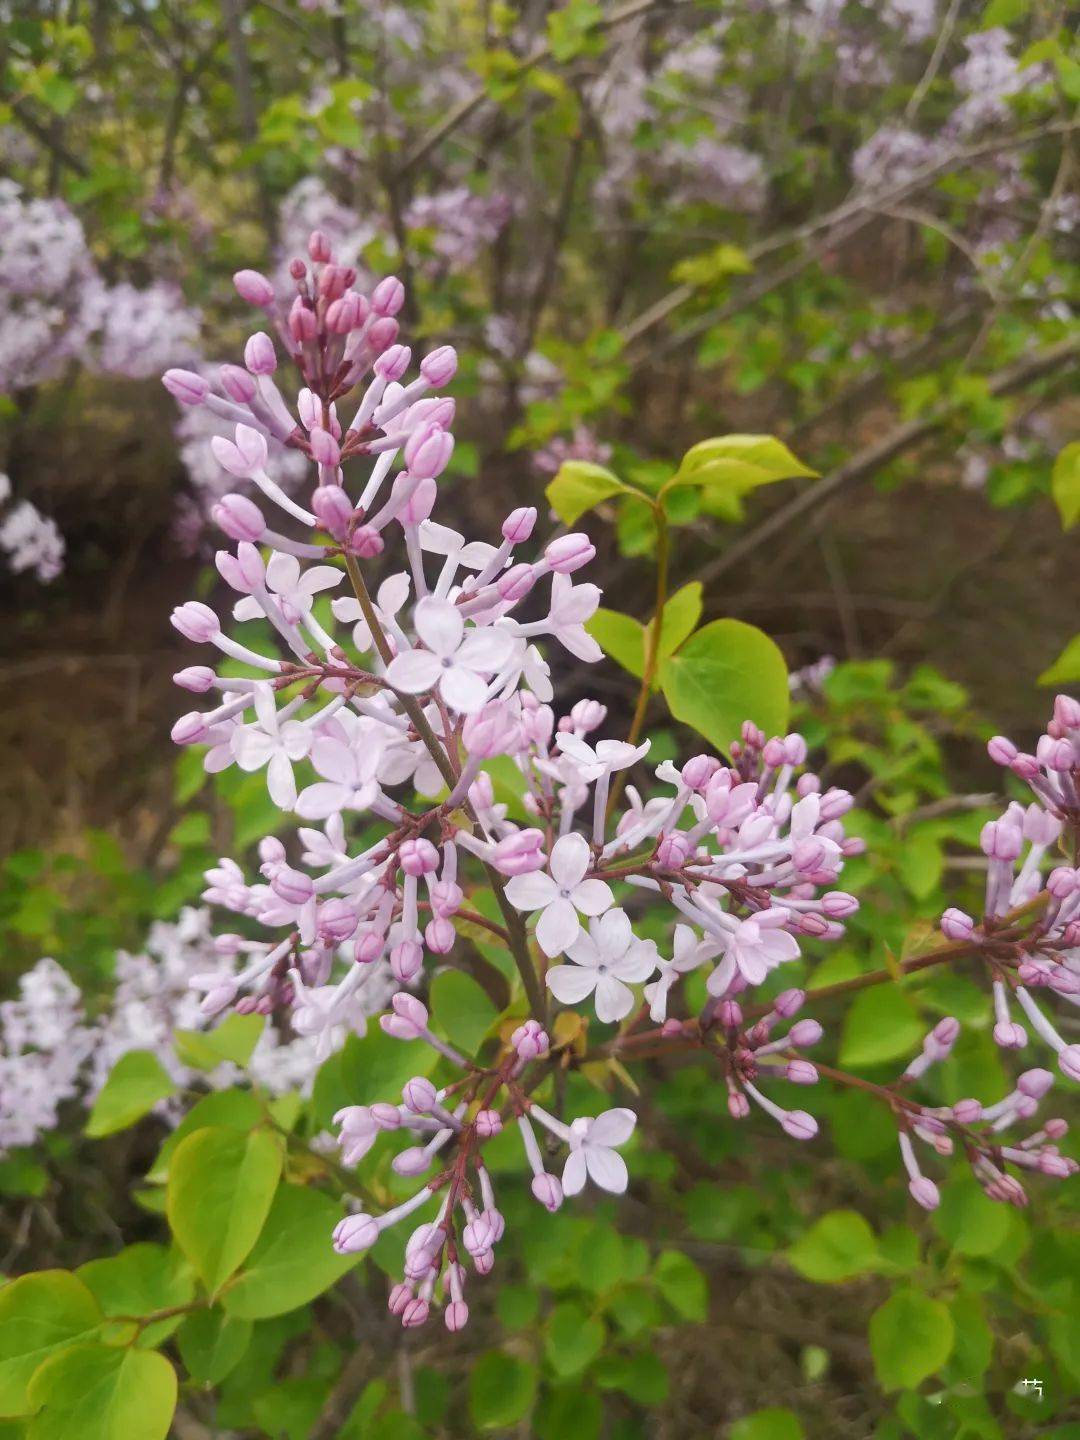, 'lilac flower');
386,599,516,713
561,1109,637,1195
547,909,658,1022
231,685,311,807
504,832,613,957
